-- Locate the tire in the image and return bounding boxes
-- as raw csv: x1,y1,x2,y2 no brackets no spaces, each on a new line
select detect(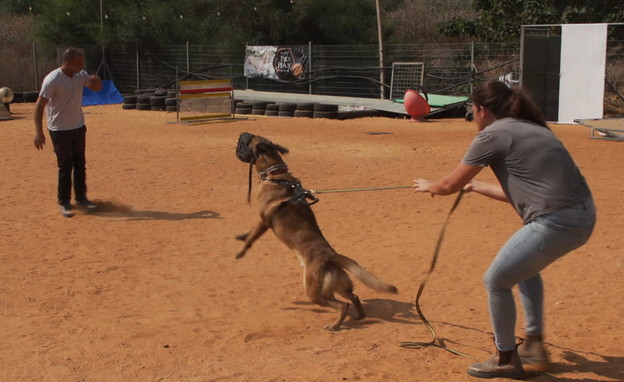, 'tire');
166,105,178,112
313,111,337,119
122,103,136,110
279,102,296,112
252,101,271,109
314,103,338,112
134,89,145,95
167,91,177,98
154,89,167,96
123,95,137,104
136,103,151,110
23,91,39,103
293,110,313,118
236,102,253,109
137,95,150,104
278,111,293,117
265,103,279,111
251,108,266,115
296,102,314,110
149,96,166,107
12,92,23,103
165,97,177,106
265,110,279,117
235,108,252,114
